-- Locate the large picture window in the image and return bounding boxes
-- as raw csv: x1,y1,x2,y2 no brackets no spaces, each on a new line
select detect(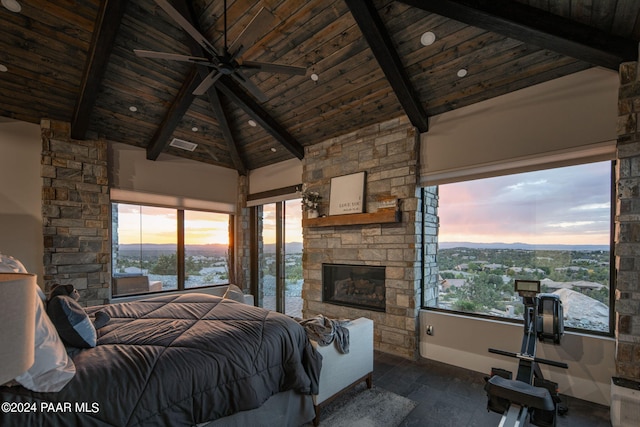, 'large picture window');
112,203,231,297
430,161,613,334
